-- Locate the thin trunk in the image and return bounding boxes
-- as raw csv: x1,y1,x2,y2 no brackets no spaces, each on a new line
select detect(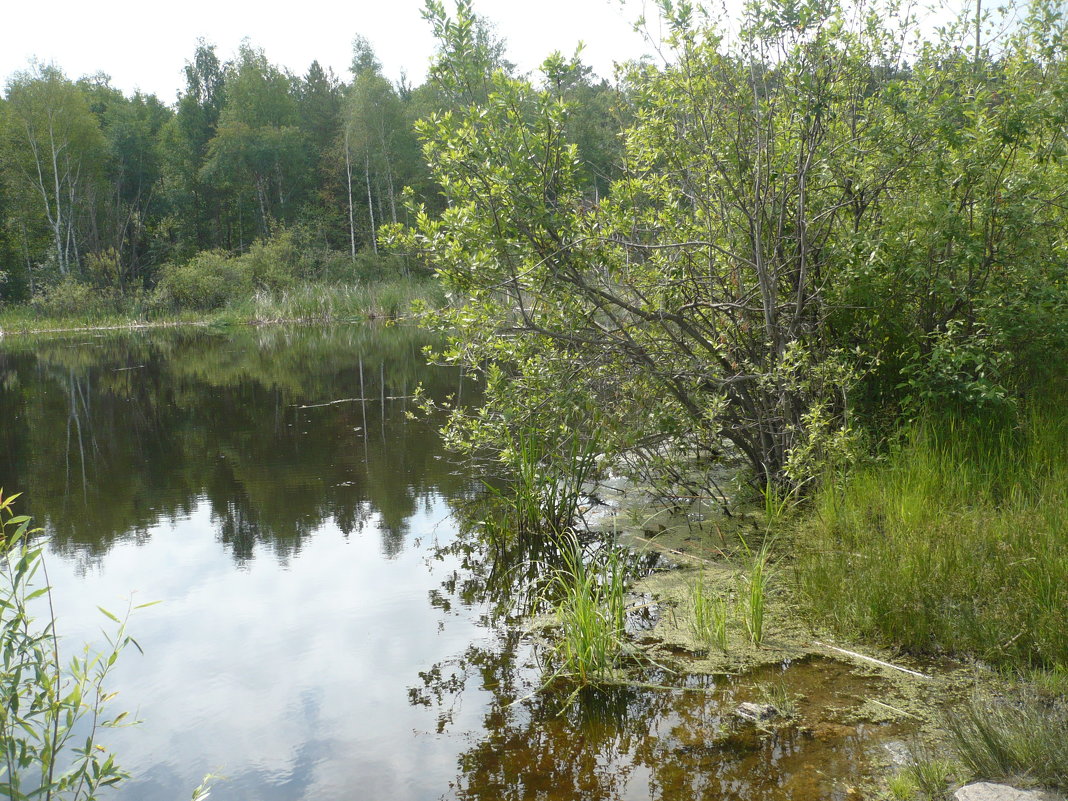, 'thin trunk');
364,154,377,255
345,129,357,260
385,158,397,224
19,221,35,296
48,116,68,274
